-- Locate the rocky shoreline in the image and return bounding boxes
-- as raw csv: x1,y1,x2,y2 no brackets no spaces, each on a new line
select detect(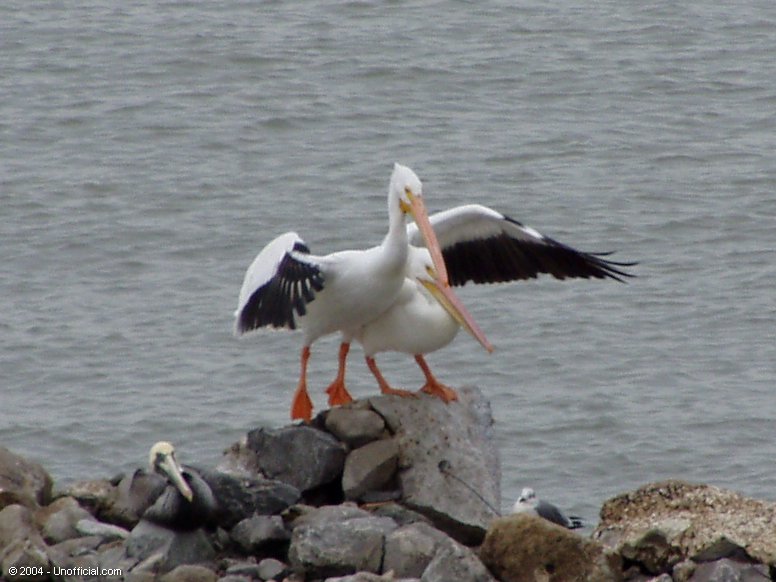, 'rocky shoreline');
1,386,774,582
